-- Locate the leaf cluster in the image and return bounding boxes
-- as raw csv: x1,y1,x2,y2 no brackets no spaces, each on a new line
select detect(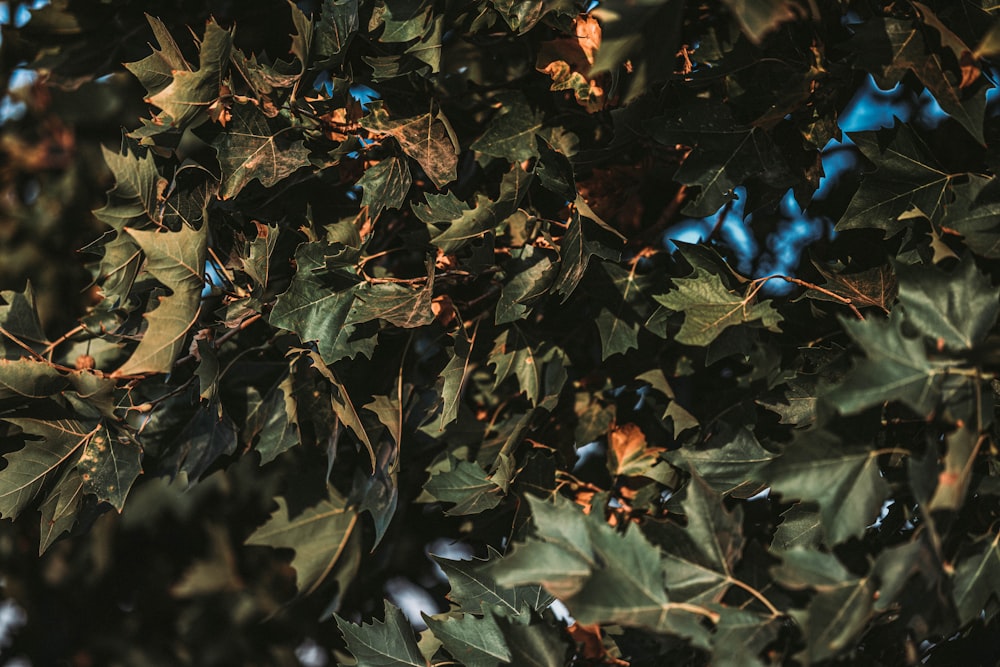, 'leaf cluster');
2,0,1000,665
